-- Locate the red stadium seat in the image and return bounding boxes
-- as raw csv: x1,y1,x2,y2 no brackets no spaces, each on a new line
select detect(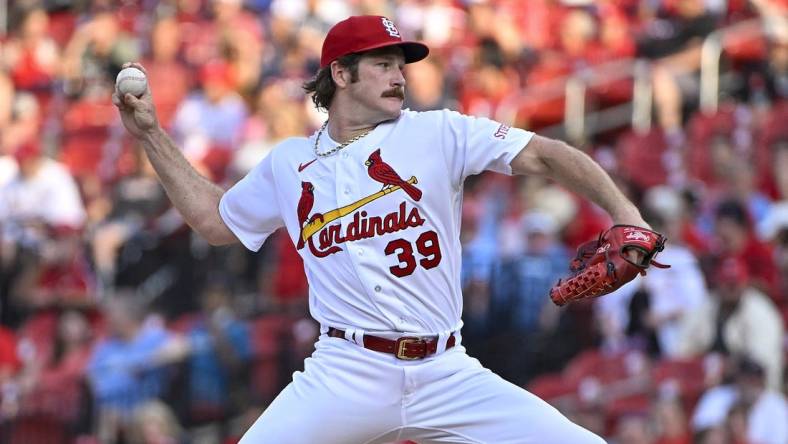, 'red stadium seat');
753,100,788,196
723,31,767,63
527,373,578,403
687,106,736,144
46,11,77,48
651,358,705,386
515,59,572,129
1,415,70,444
616,129,669,189
59,95,116,177
563,349,627,385
517,98,566,130
17,310,59,363
250,315,293,357
168,312,202,334
651,358,706,413
589,78,633,107
603,394,651,436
